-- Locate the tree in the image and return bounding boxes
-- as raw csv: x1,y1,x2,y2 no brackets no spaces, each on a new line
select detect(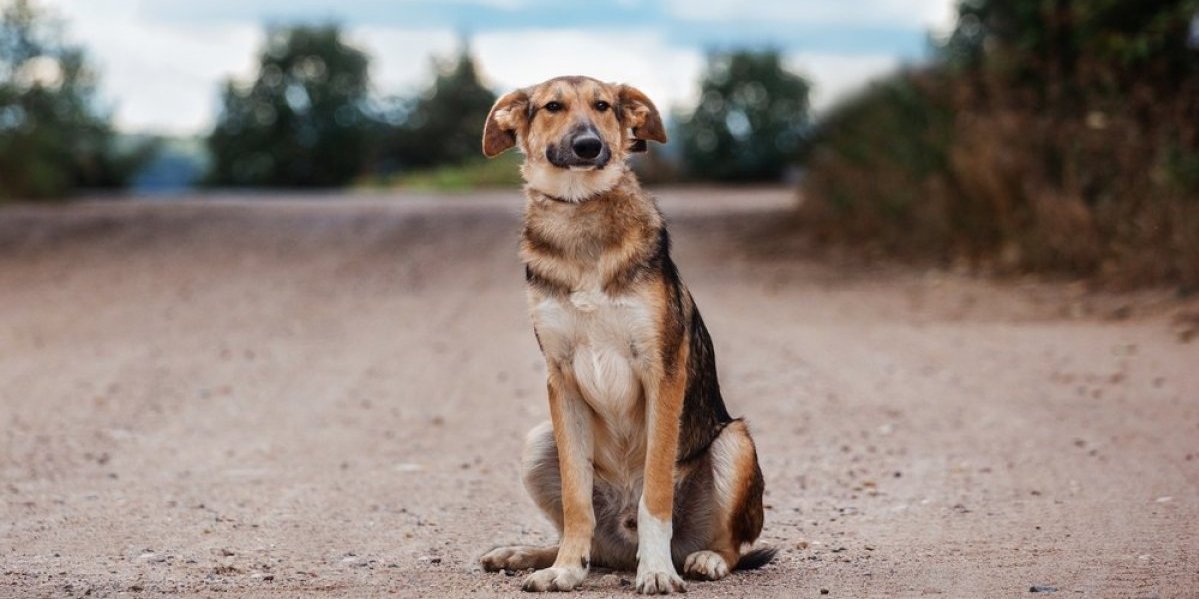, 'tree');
800,0,1199,286
207,24,370,187
0,0,150,199
675,50,811,181
374,48,496,172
